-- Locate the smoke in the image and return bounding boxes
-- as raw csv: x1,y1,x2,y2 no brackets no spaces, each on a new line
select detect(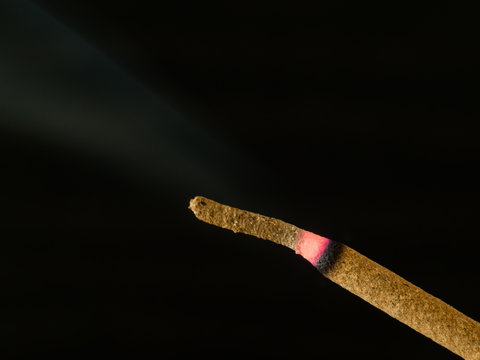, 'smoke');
0,0,242,201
